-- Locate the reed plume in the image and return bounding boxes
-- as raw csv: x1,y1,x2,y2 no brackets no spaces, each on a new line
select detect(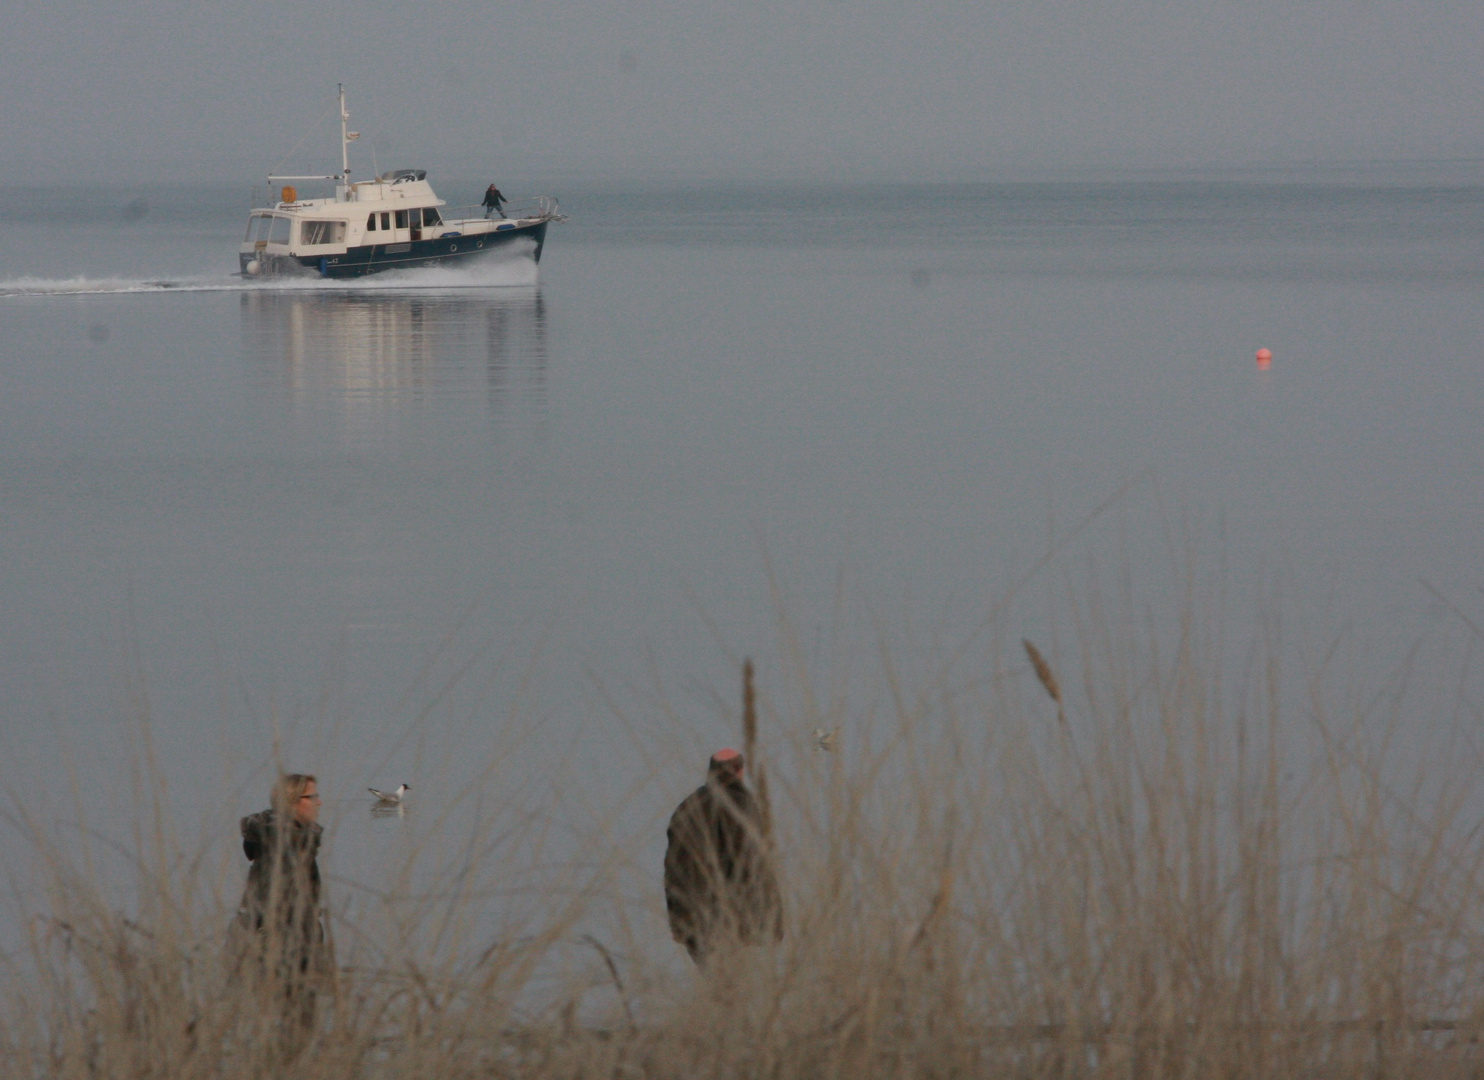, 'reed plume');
742,658,772,840
1022,638,1065,724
